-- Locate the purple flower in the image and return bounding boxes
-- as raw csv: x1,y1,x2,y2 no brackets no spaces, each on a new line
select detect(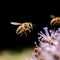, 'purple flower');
37,27,60,60
26,27,60,60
